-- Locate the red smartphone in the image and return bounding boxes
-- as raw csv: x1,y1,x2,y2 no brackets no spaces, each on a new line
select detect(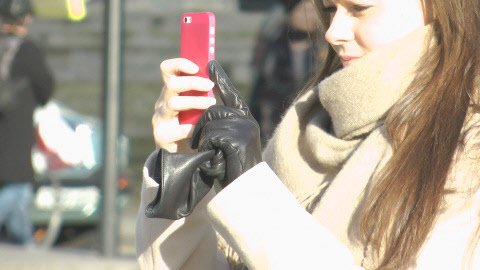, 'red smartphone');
179,12,216,125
